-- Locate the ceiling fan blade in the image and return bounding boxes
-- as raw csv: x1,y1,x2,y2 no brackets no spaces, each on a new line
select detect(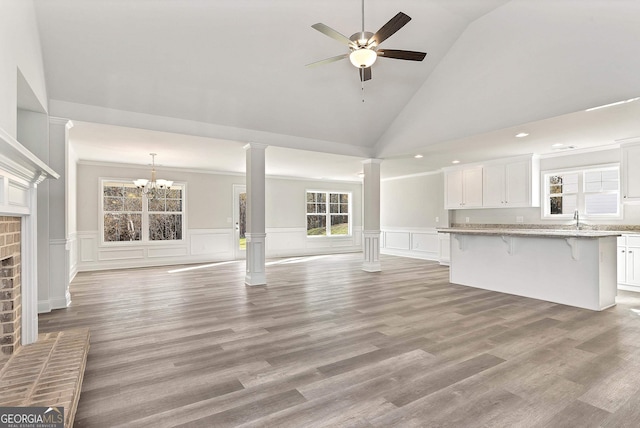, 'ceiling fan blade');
359,67,372,82
311,23,355,47
368,12,412,47
306,54,349,68
377,49,427,61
